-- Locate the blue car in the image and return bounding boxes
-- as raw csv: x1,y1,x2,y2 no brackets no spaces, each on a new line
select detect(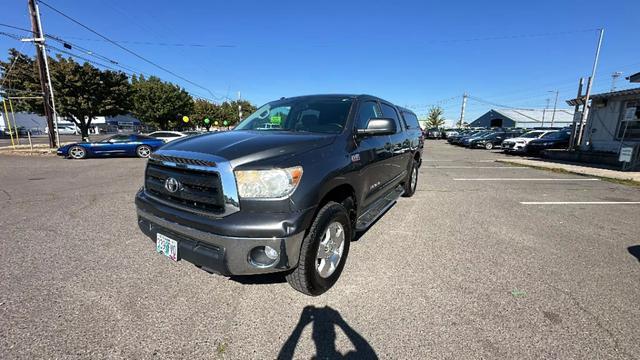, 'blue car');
57,134,166,159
